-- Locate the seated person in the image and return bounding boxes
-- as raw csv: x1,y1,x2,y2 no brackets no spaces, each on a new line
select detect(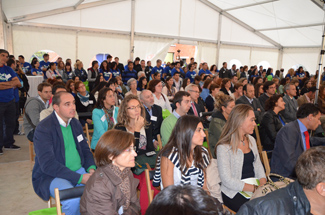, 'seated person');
238,146,325,215
73,61,88,82
125,78,140,97
140,90,163,149
200,79,212,101
32,91,96,215
230,83,243,101
114,94,155,155
217,104,266,212
74,81,96,126
271,103,323,178
219,78,232,96
46,62,61,79
209,93,235,158
91,88,119,151
280,83,298,123
297,86,316,107
162,76,177,101
259,95,286,151
153,115,211,189
80,130,140,215
258,81,276,110
148,79,172,113
205,83,220,112
23,82,52,141
185,84,206,117
160,91,191,146
146,185,227,215
40,83,79,121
